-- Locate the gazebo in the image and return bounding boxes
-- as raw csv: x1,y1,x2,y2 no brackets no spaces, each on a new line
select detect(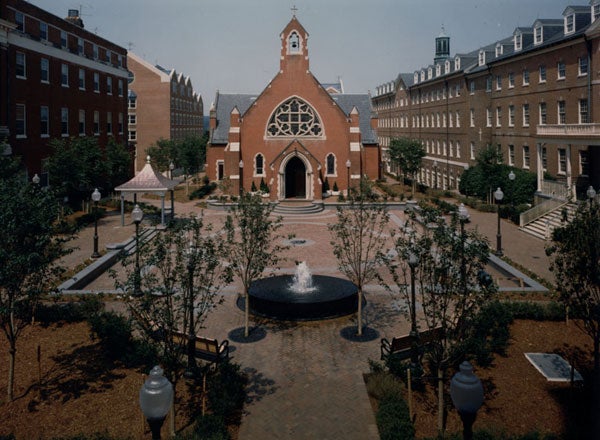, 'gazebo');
115,156,178,226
